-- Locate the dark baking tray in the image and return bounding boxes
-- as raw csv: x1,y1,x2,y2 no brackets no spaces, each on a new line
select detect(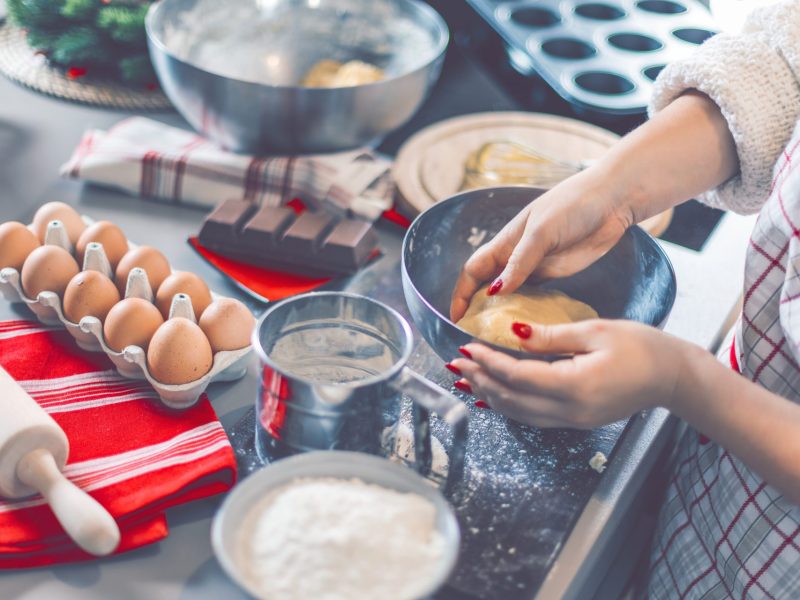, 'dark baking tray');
228,249,628,599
